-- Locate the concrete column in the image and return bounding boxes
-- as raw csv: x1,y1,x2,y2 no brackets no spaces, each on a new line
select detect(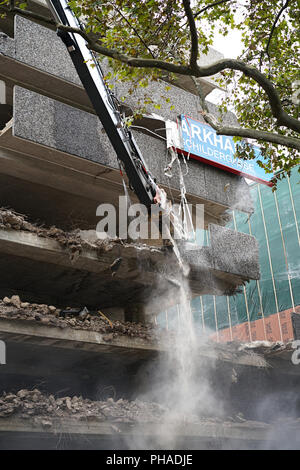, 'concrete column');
124,303,147,324
101,307,125,322
0,80,13,130
0,81,6,104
